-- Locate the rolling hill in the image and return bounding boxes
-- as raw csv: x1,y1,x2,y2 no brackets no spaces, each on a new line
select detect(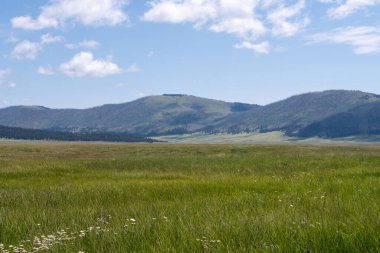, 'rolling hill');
210,90,380,134
0,94,258,136
1,90,380,138
298,101,380,138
